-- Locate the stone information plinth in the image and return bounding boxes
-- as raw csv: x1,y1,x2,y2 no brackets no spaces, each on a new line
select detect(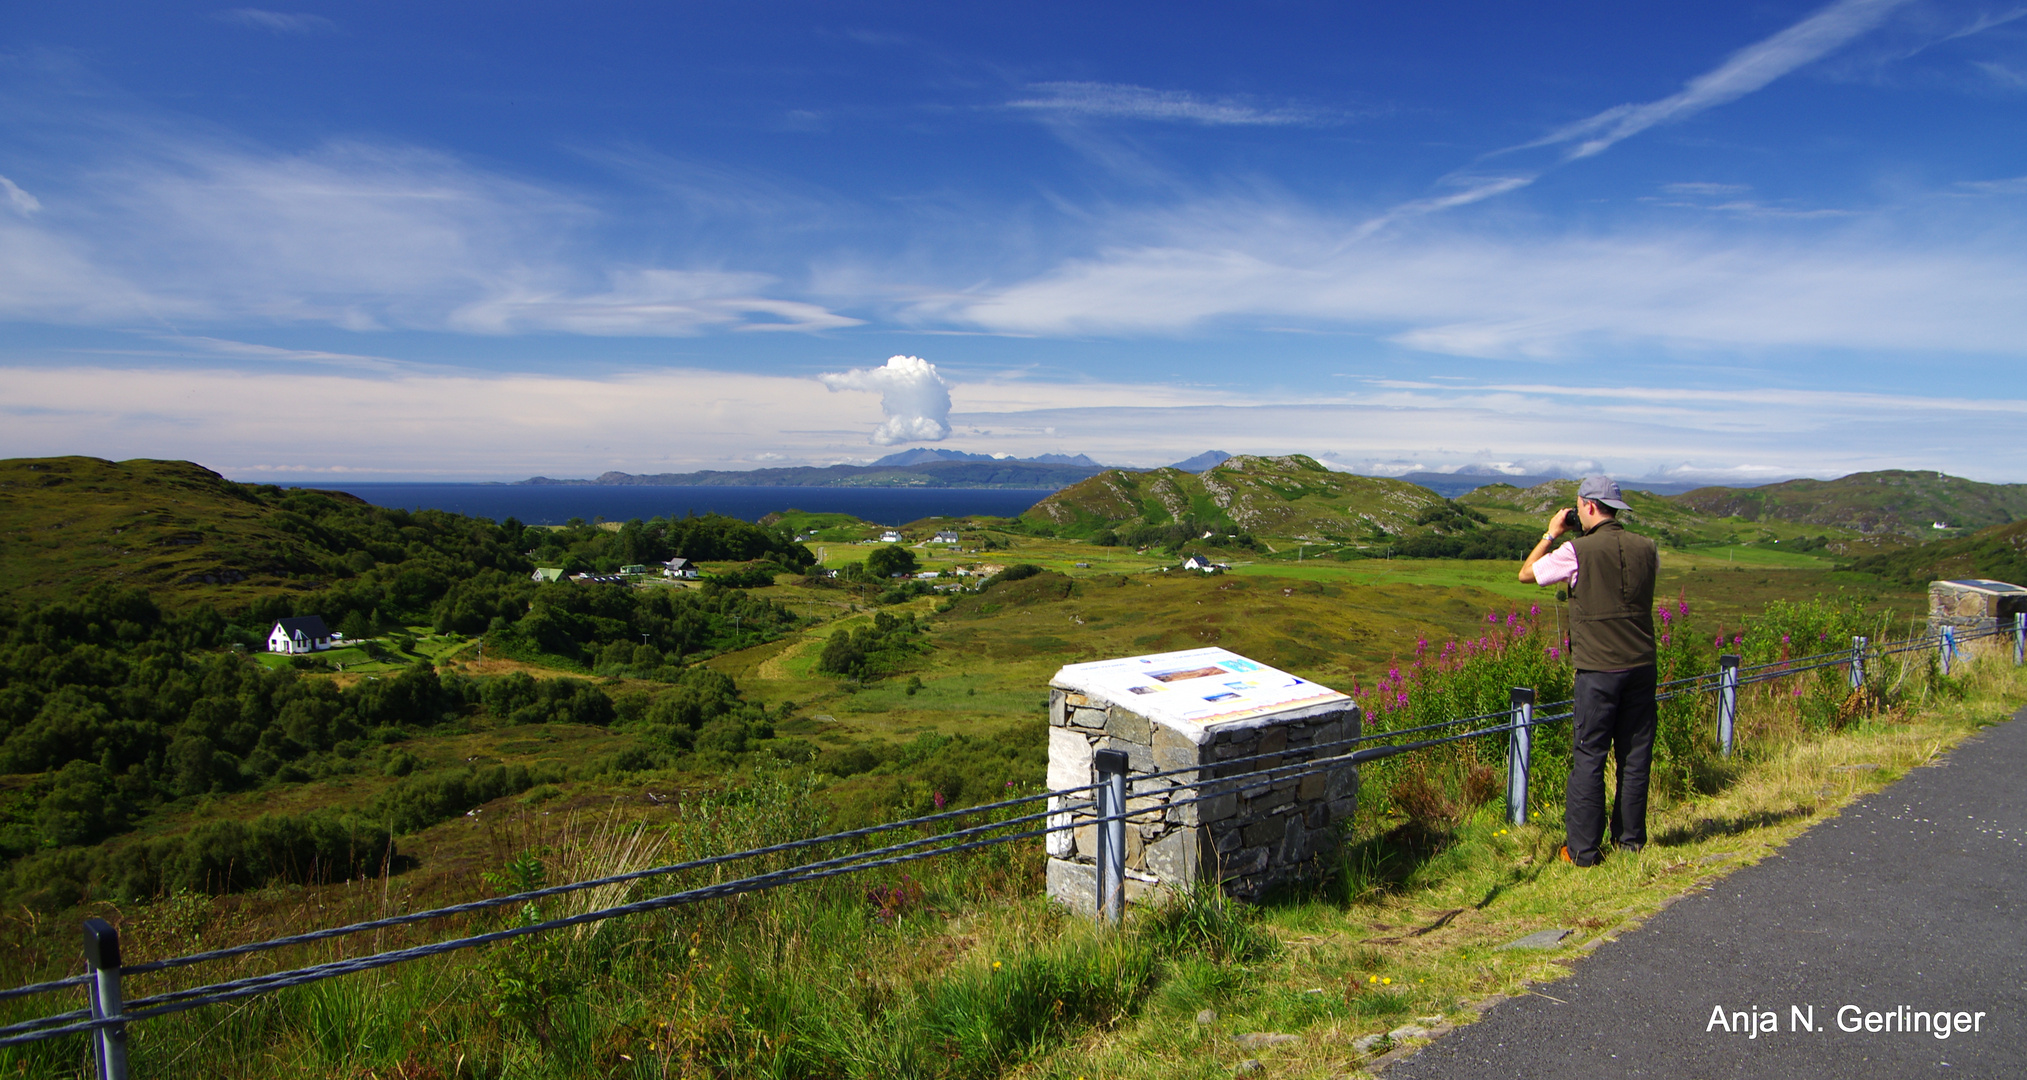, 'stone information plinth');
1929,578,2027,640
1045,647,1360,914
